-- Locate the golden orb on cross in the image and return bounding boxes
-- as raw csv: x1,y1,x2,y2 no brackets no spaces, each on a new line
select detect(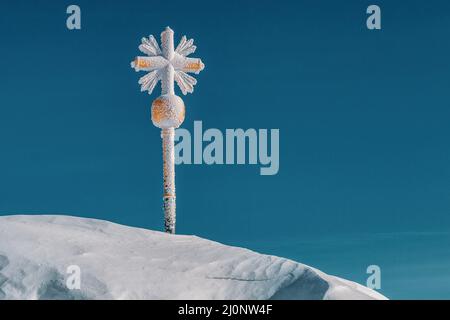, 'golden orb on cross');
151,94,185,129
